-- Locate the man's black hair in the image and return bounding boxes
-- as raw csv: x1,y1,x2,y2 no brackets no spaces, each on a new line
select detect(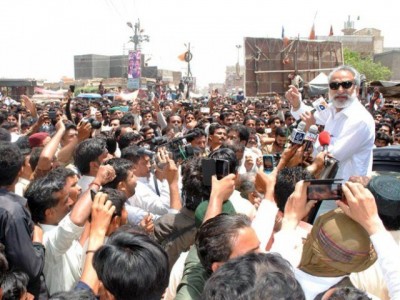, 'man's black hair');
228,124,250,143
275,166,314,212
181,157,211,211
375,131,392,146
74,138,106,175
202,252,304,300
267,115,282,125
47,167,76,181
0,142,24,186
327,286,371,300
101,188,127,217
25,172,67,223
275,126,289,138
185,128,206,143
0,271,29,300
1,121,18,131
120,113,135,126
209,147,238,175
98,132,117,155
208,123,226,136
49,290,97,300
93,232,169,300
15,135,31,156
120,145,141,164
219,110,234,121
0,128,11,142
29,147,43,172
118,132,142,150
196,214,252,274
102,158,134,189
